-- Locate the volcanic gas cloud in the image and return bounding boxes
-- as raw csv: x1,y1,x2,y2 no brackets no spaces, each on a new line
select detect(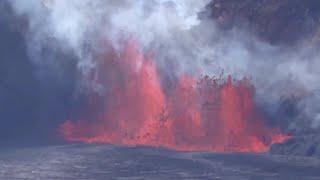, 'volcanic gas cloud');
59,40,289,152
